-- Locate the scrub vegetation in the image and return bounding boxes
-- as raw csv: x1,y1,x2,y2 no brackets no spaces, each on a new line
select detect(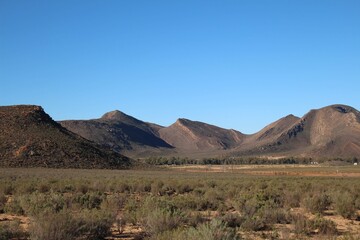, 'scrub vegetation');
0,166,359,239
